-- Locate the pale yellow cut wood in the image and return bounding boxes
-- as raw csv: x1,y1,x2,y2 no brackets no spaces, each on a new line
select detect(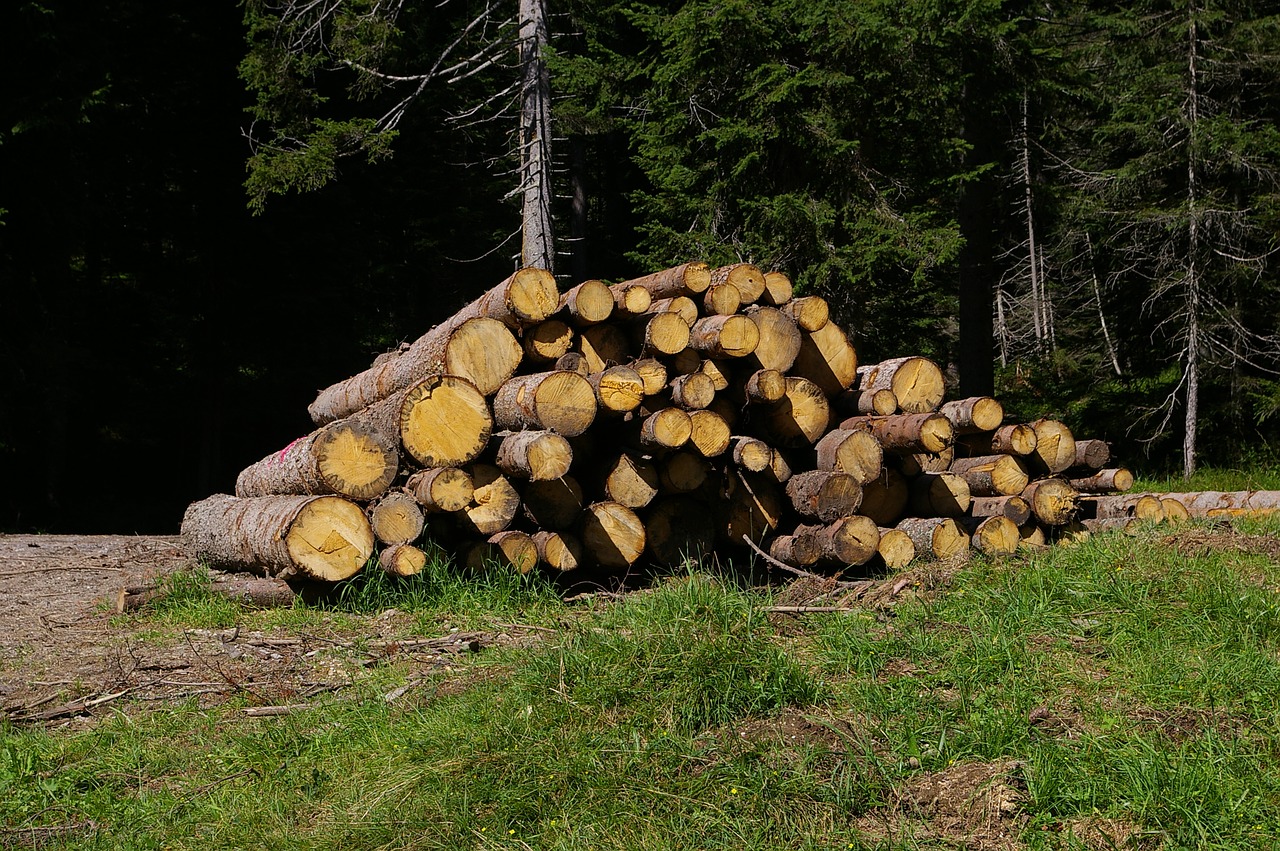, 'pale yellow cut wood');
1022,478,1079,525
631,358,670,395
781,295,829,332
959,424,1039,457
948,454,1029,497
703,283,742,316
711,263,766,303
493,370,597,437
800,515,880,567
763,376,832,448
494,430,573,481
533,531,583,572
1019,522,1048,549
639,407,692,449
559,279,615,326
610,282,653,317
578,323,631,374
380,544,427,577
458,464,521,536
856,356,944,415
960,516,1020,556
368,490,425,545
406,467,474,513
669,372,716,410
580,502,647,568
744,368,787,404
908,472,972,517
1029,419,1077,474
688,409,732,457
794,321,859,396
399,374,494,468
744,306,802,373
523,319,574,364
814,428,884,485
731,436,774,473
876,528,916,569
939,397,1004,433
840,413,953,454
618,261,711,298
690,314,759,358
896,517,969,561
604,452,661,508
760,270,794,306
235,419,399,501
646,296,699,326
591,365,645,413
1067,468,1133,494
699,358,732,392
638,311,693,356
